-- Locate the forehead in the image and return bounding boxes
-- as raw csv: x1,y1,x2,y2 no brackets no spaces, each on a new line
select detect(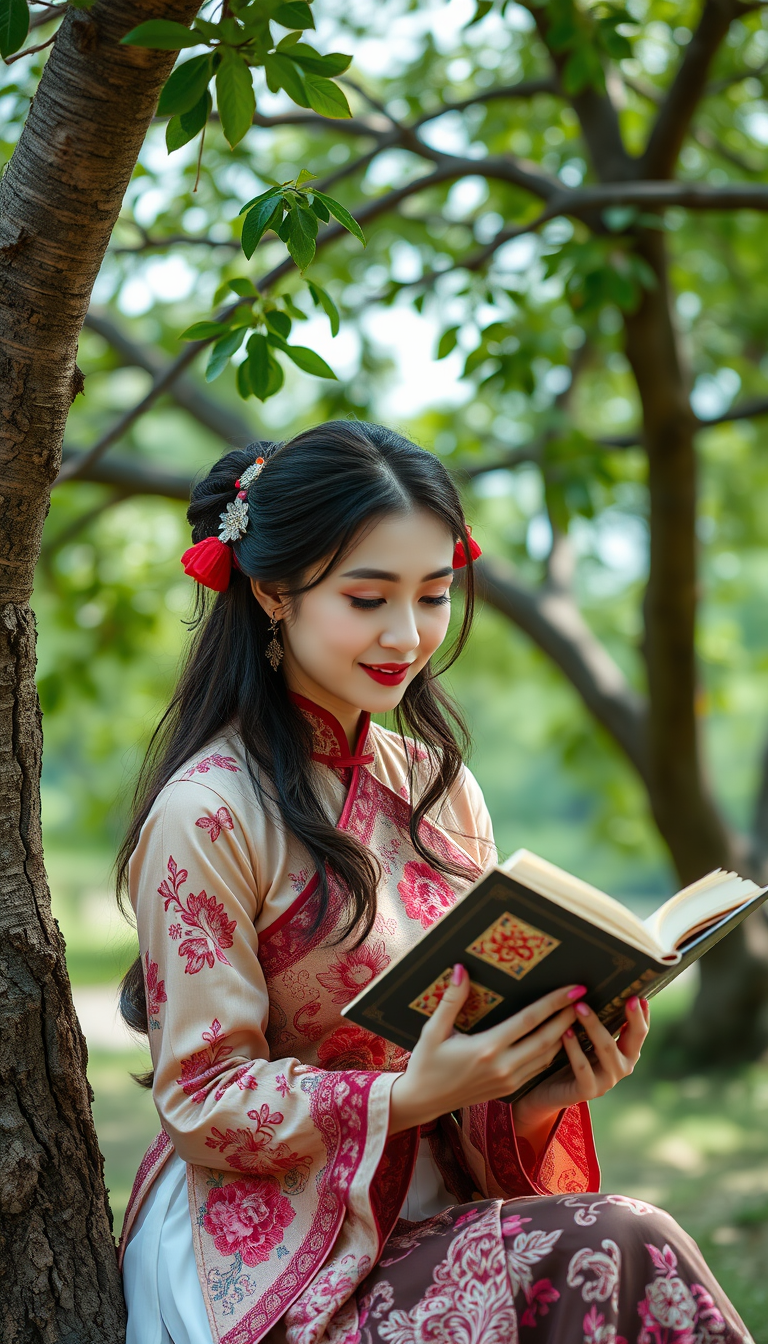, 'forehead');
341,509,454,572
